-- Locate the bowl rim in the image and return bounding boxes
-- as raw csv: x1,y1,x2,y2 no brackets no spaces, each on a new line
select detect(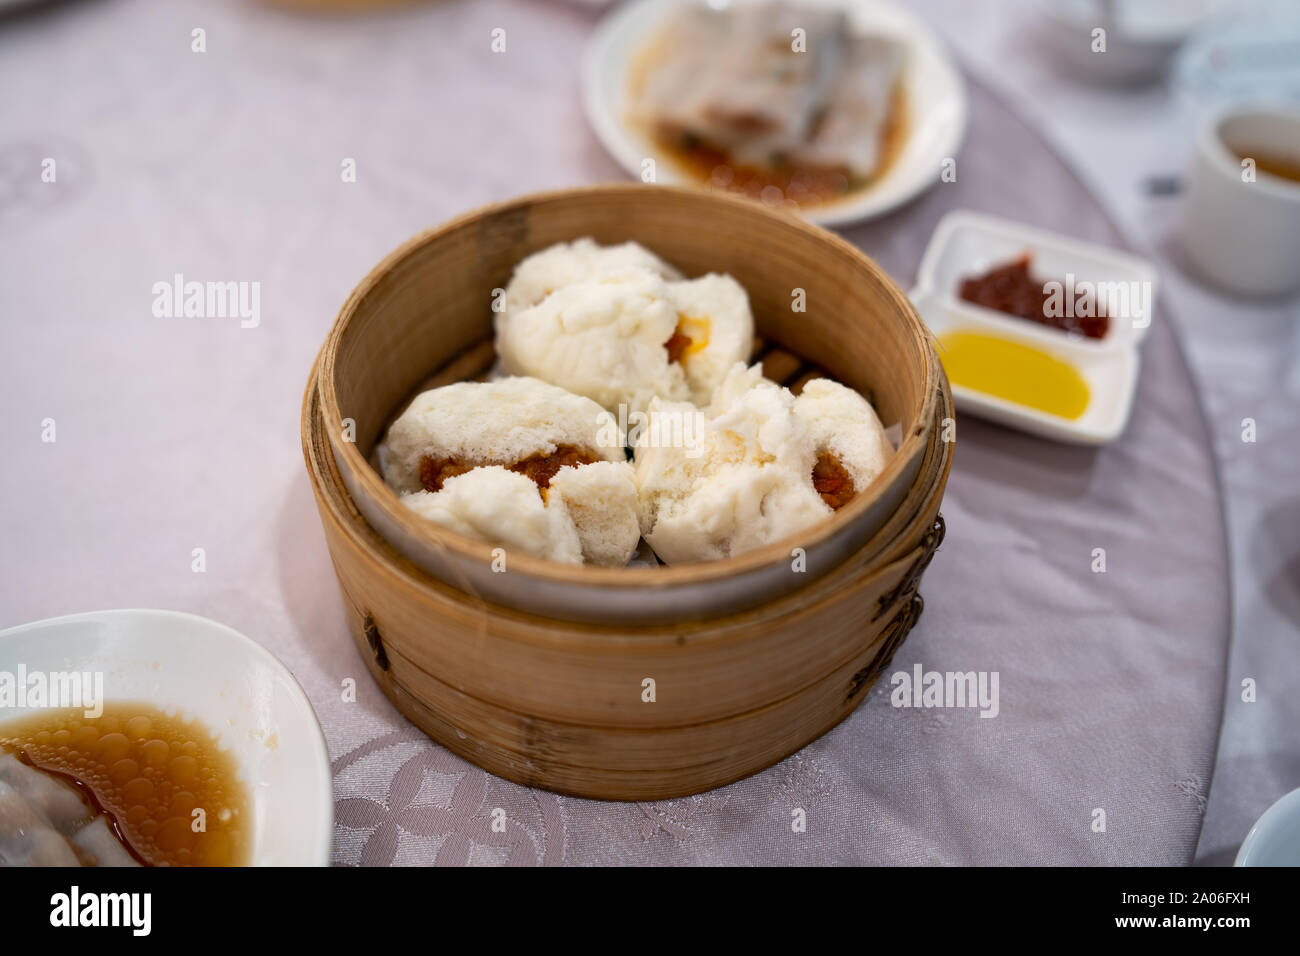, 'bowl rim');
1234,786,1300,866
316,182,942,591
